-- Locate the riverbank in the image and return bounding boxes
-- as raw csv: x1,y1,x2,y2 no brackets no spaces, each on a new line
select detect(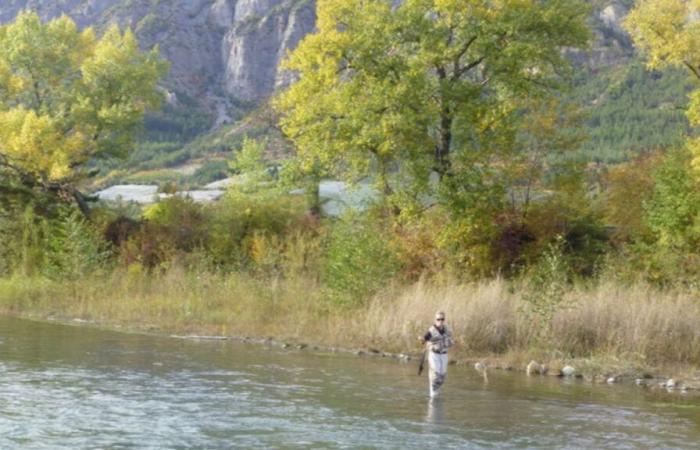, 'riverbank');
1,269,699,391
